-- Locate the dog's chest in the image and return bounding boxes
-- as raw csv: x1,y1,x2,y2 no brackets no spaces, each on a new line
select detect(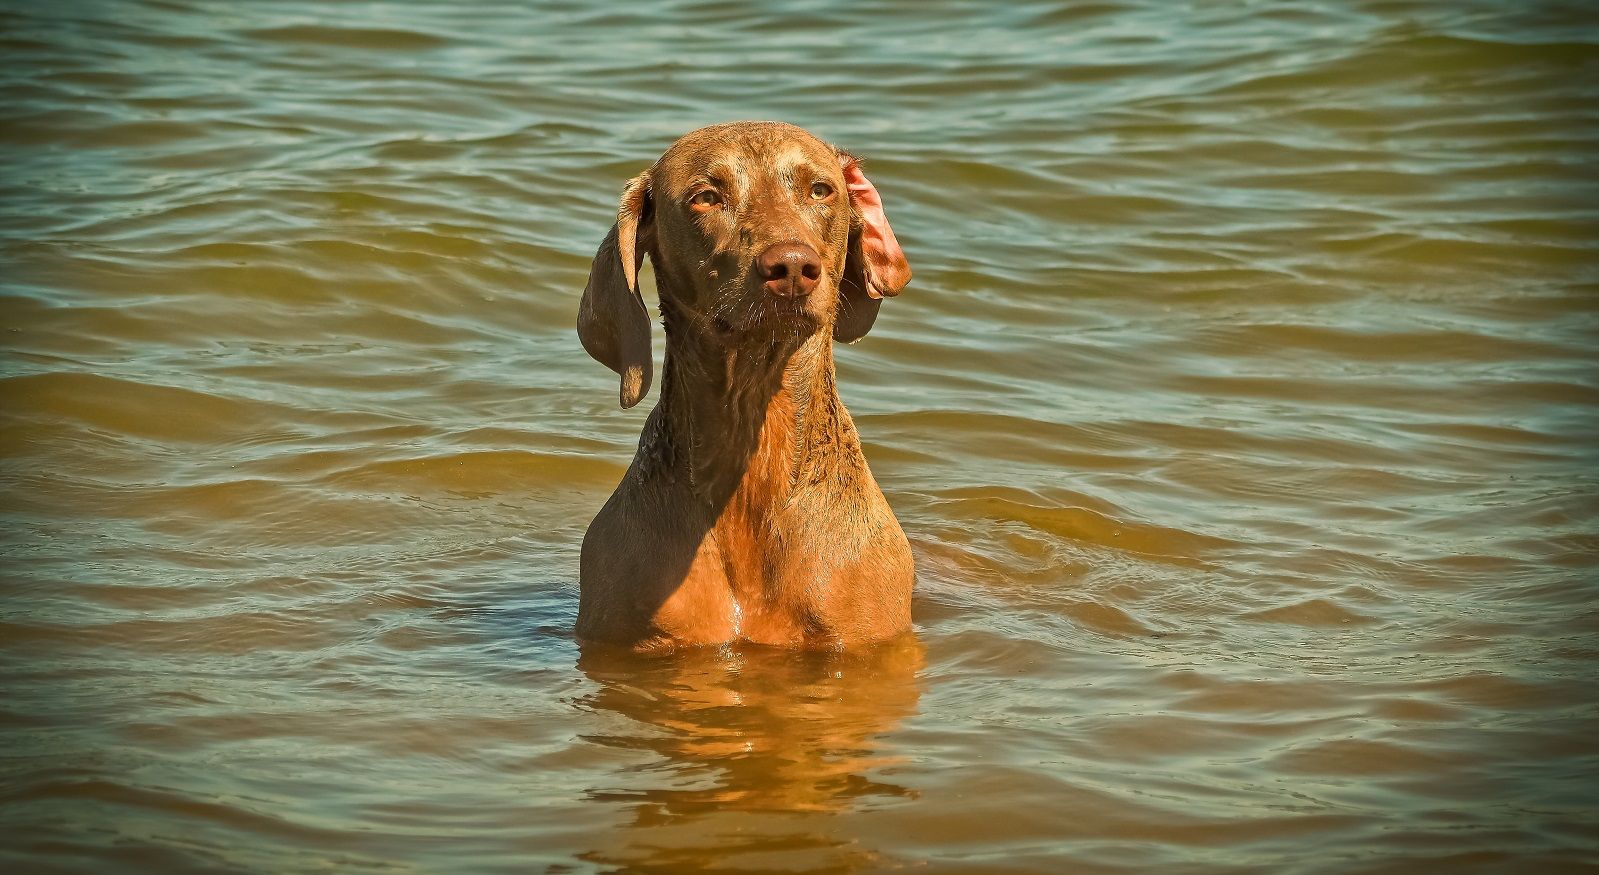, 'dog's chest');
649,528,825,647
